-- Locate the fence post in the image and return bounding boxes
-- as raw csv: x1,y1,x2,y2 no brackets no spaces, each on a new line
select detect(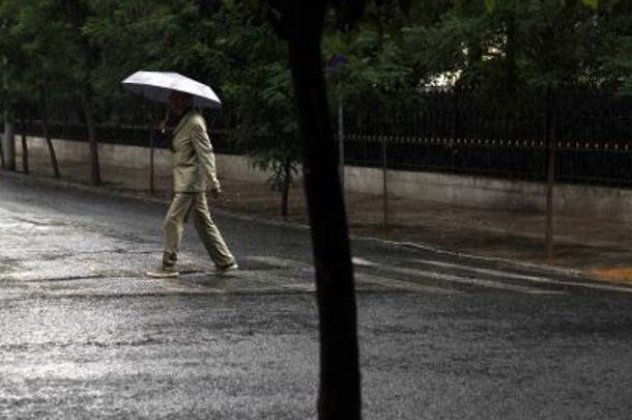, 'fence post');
0,129,4,169
2,56,14,171
544,92,556,261
2,119,15,171
21,114,29,174
450,89,459,173
382,135,388,229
